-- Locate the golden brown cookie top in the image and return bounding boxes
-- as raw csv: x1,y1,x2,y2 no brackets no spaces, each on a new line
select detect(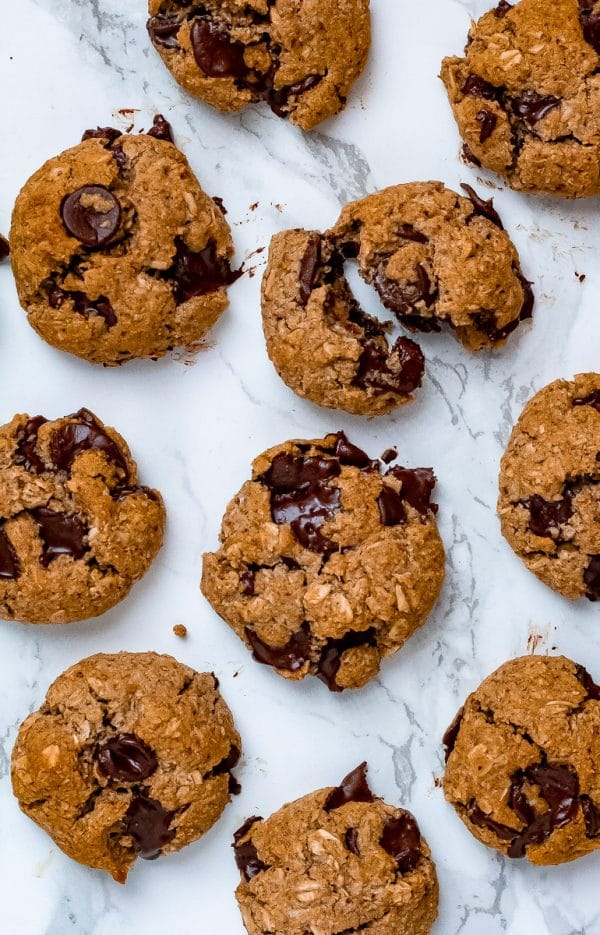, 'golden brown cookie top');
444,655,600,865
233,763,438,935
